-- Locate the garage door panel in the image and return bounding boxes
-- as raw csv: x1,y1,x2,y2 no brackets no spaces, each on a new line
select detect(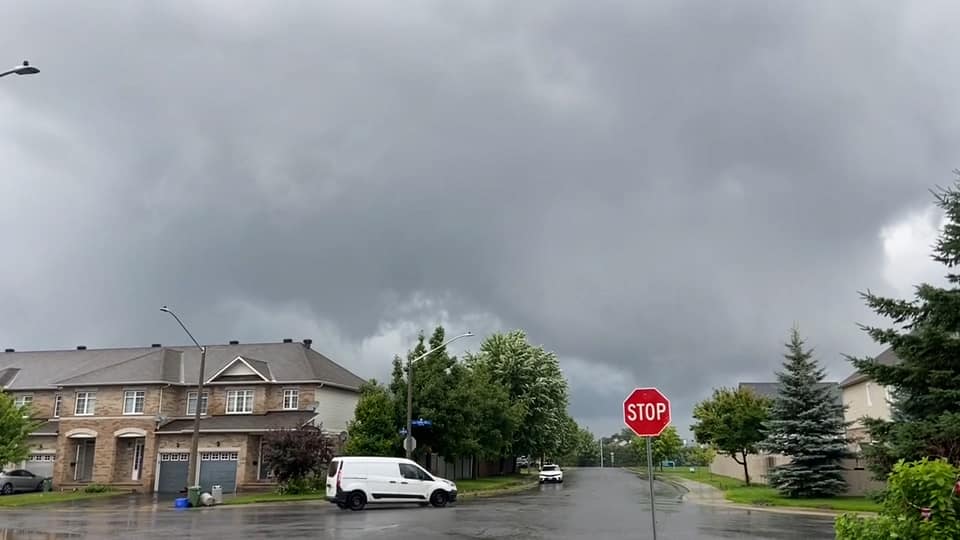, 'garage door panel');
24,454,55,480
199,451,238,493
157,453,190,493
